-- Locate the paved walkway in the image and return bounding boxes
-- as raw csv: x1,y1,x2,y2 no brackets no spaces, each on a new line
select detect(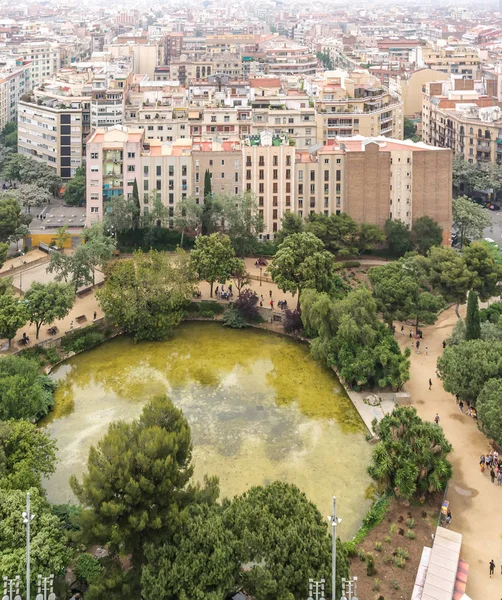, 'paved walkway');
396,306,500,600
